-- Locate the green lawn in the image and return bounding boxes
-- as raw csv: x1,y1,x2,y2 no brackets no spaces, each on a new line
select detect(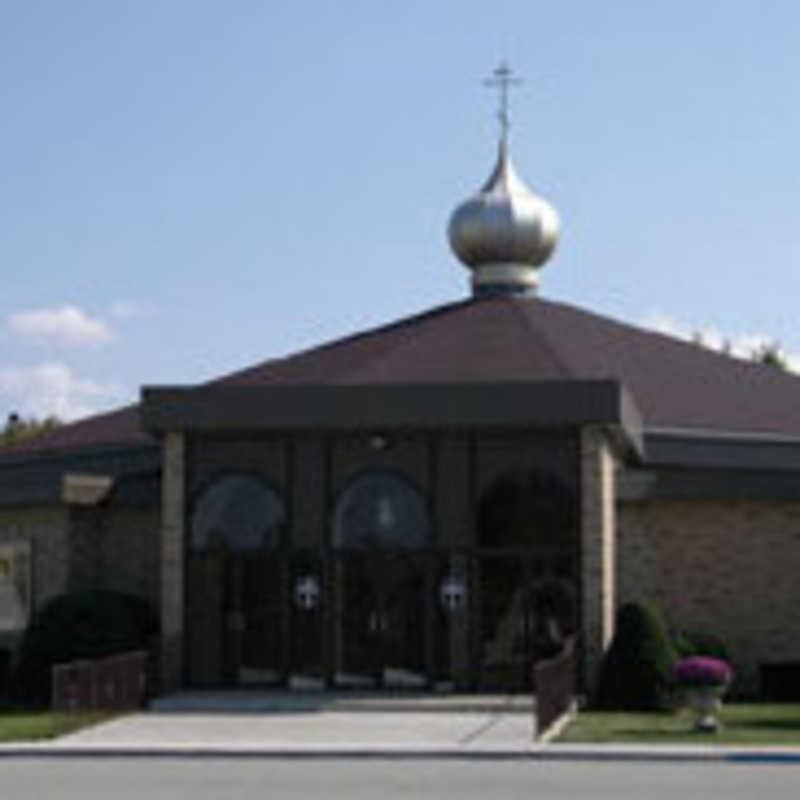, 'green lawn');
0,710,119,742
557,704,800,746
